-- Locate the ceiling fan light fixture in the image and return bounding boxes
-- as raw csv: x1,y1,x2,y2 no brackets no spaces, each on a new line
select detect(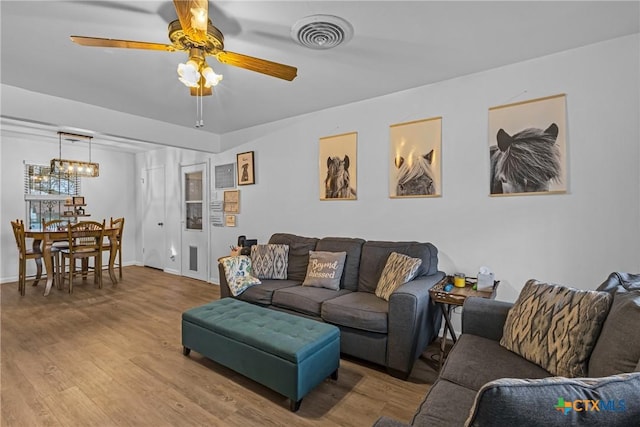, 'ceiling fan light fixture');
291,15,354,50
177,59,201,87
202,66,223,88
